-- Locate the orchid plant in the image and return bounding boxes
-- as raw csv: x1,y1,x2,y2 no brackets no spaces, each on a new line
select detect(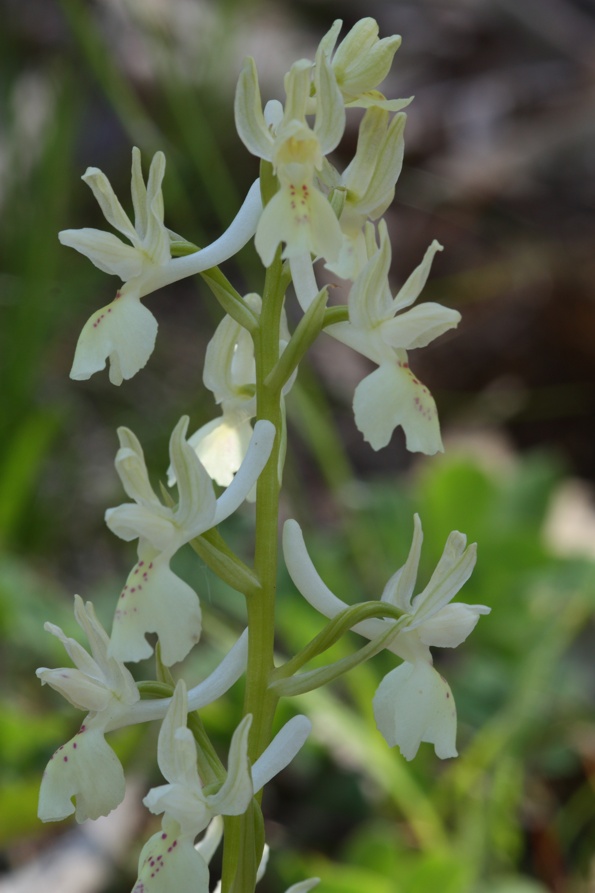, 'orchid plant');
39,17,490,893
